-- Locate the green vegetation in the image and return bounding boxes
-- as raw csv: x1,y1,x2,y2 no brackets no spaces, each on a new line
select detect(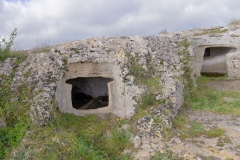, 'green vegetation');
173,113,205,140
205,128,225,138
0,28,27,61
217,137,232,147
125,54,163,112
177,38,195,109
228,19,240,26
151,150,180,160
194,27,228,36
0,74,32,158
0,28,17,55
32,45,51,54
234,145,240,149
173,112,226,140
11,113,133,160
32,39,51,53
188,76,240,116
